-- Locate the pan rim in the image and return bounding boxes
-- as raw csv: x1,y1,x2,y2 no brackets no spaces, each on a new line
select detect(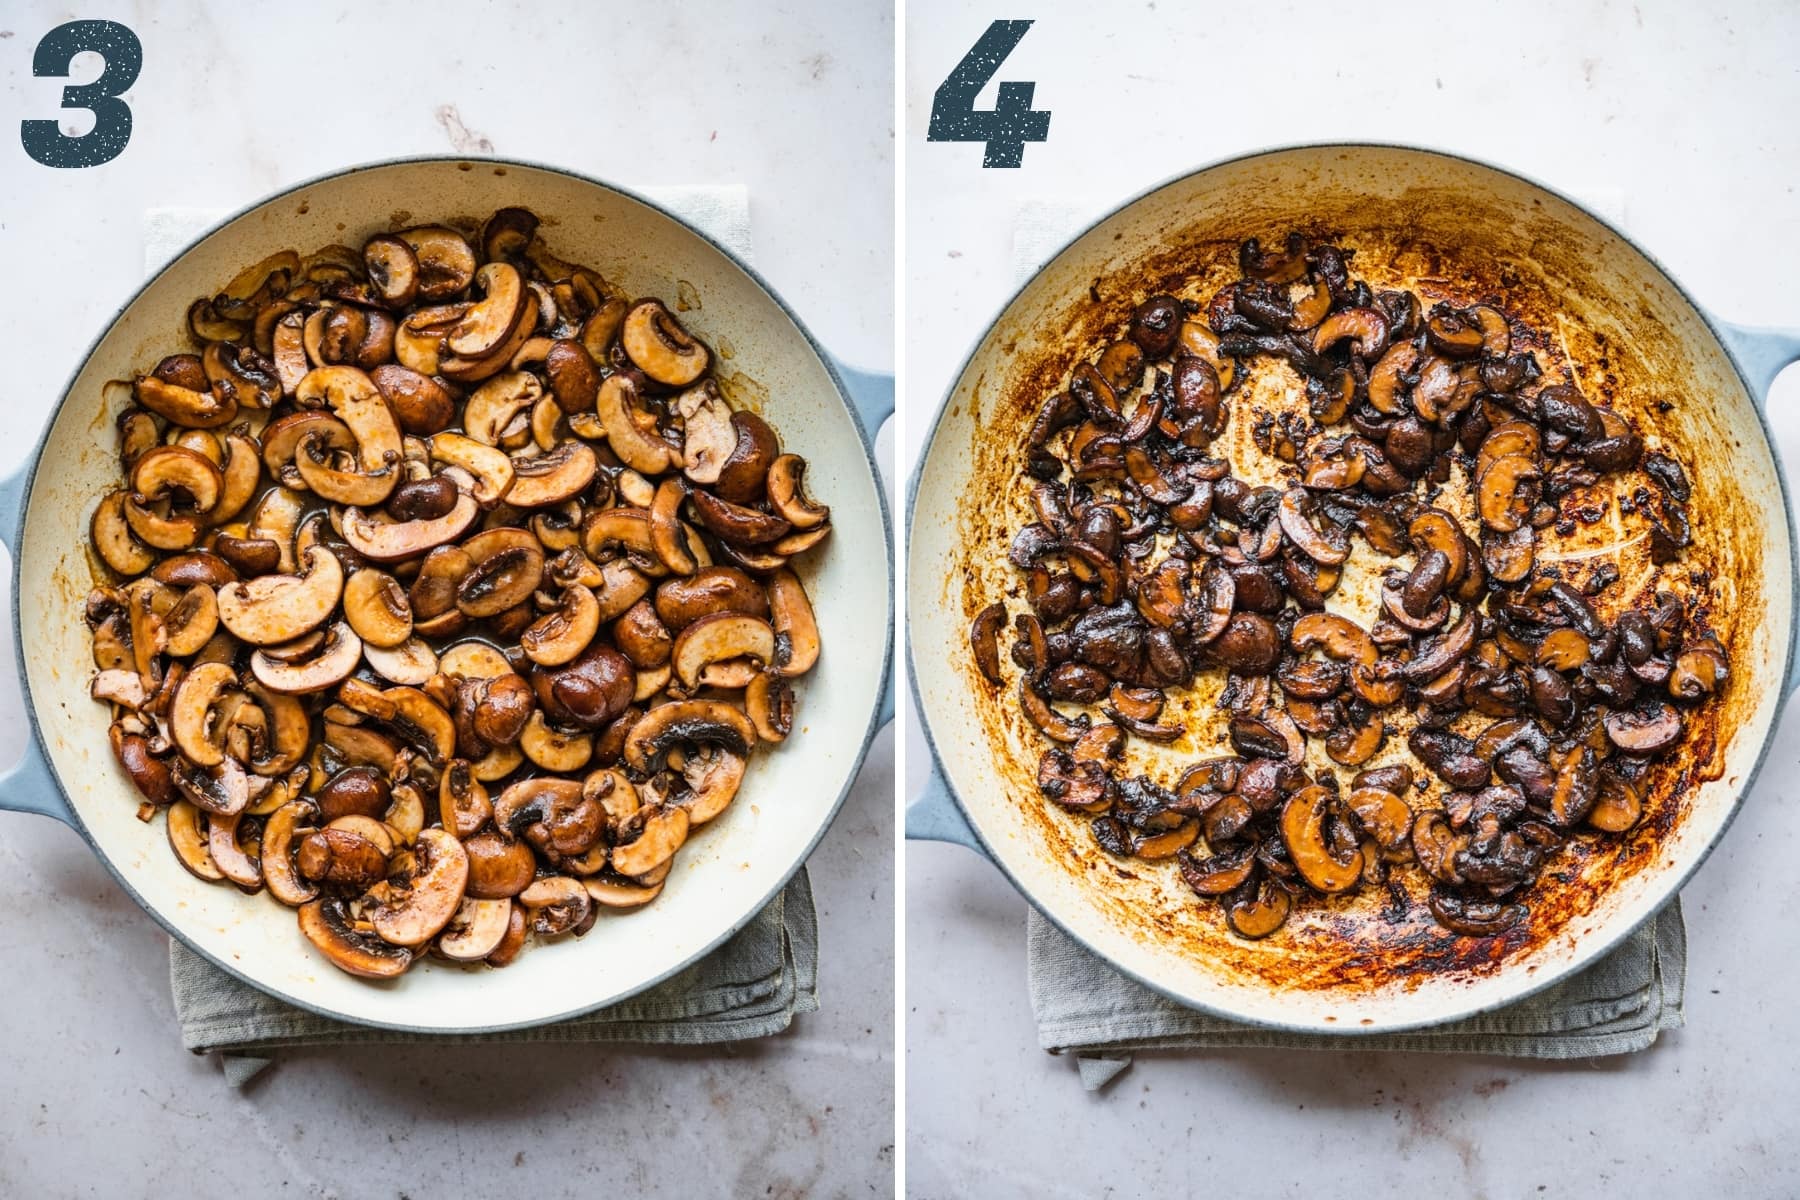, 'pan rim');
905,137,1799,1034
12,152,893,1035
